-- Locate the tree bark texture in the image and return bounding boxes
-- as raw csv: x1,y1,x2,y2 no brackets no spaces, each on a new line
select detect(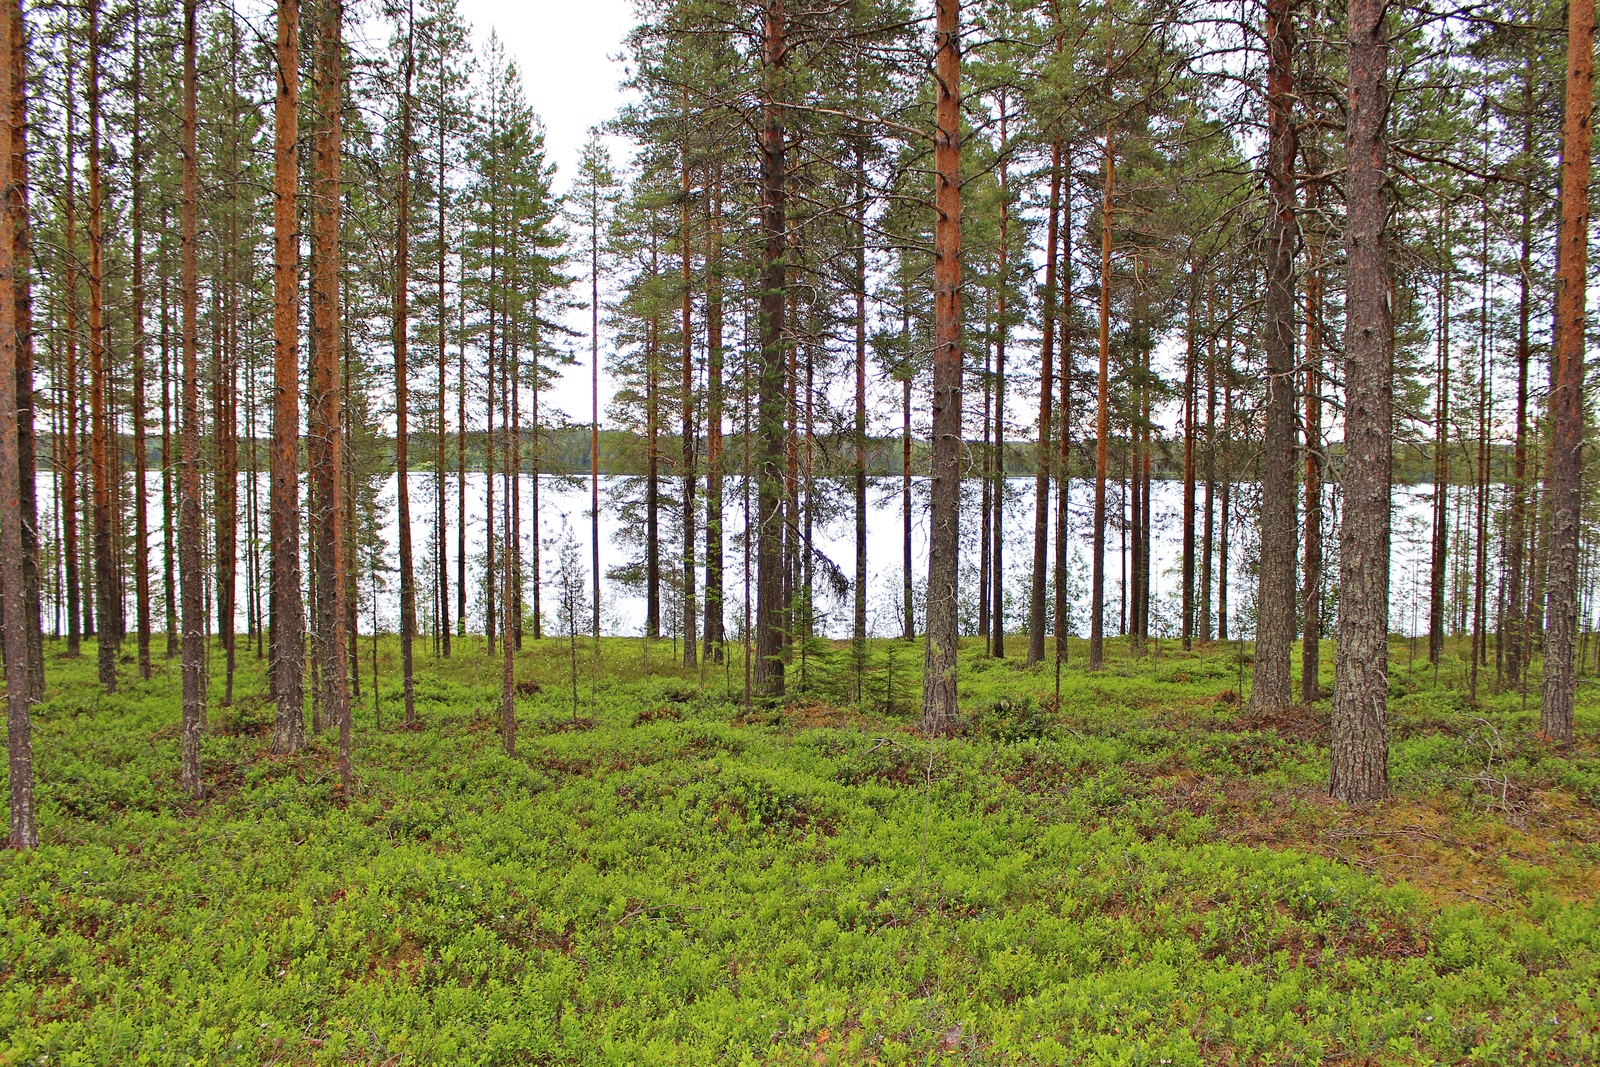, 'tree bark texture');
1542,0,1594,742
1331,0,1392,804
